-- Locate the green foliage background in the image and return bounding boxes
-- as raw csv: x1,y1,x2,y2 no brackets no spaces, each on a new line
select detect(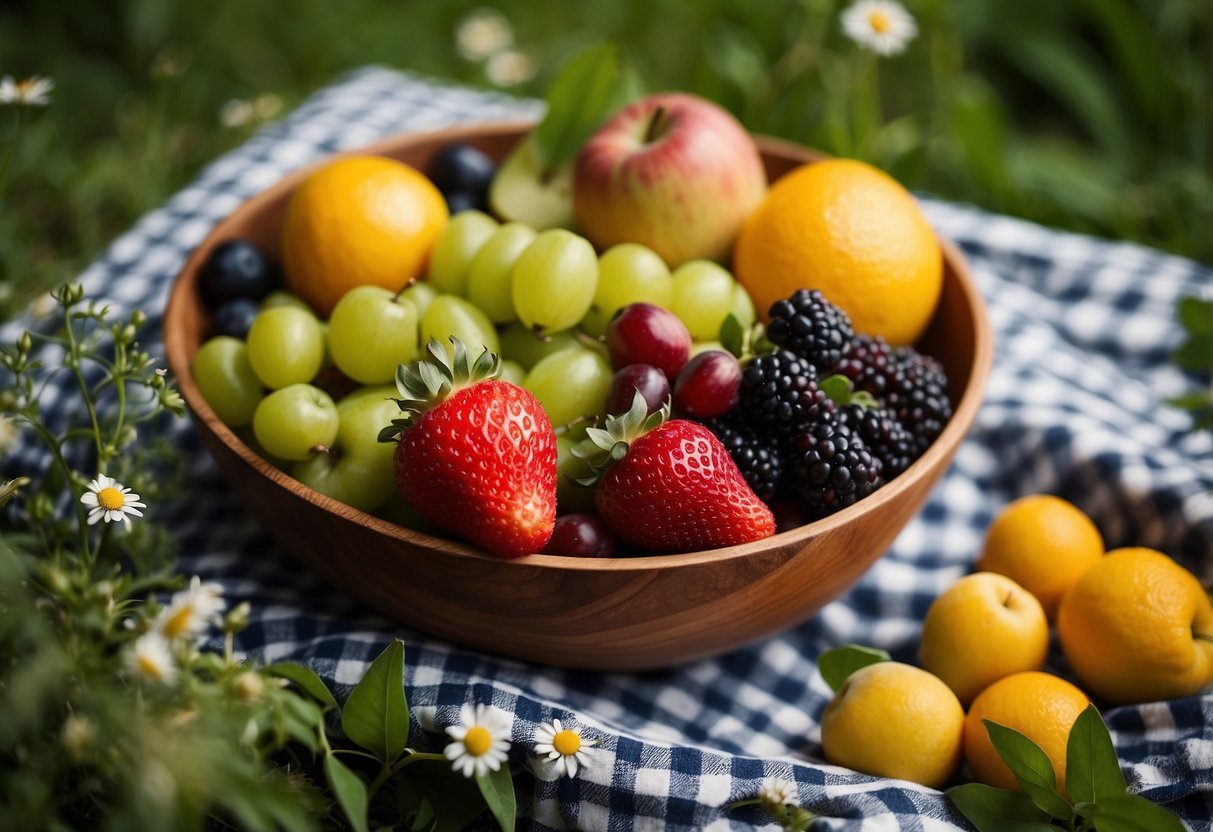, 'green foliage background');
1,0,1210,319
